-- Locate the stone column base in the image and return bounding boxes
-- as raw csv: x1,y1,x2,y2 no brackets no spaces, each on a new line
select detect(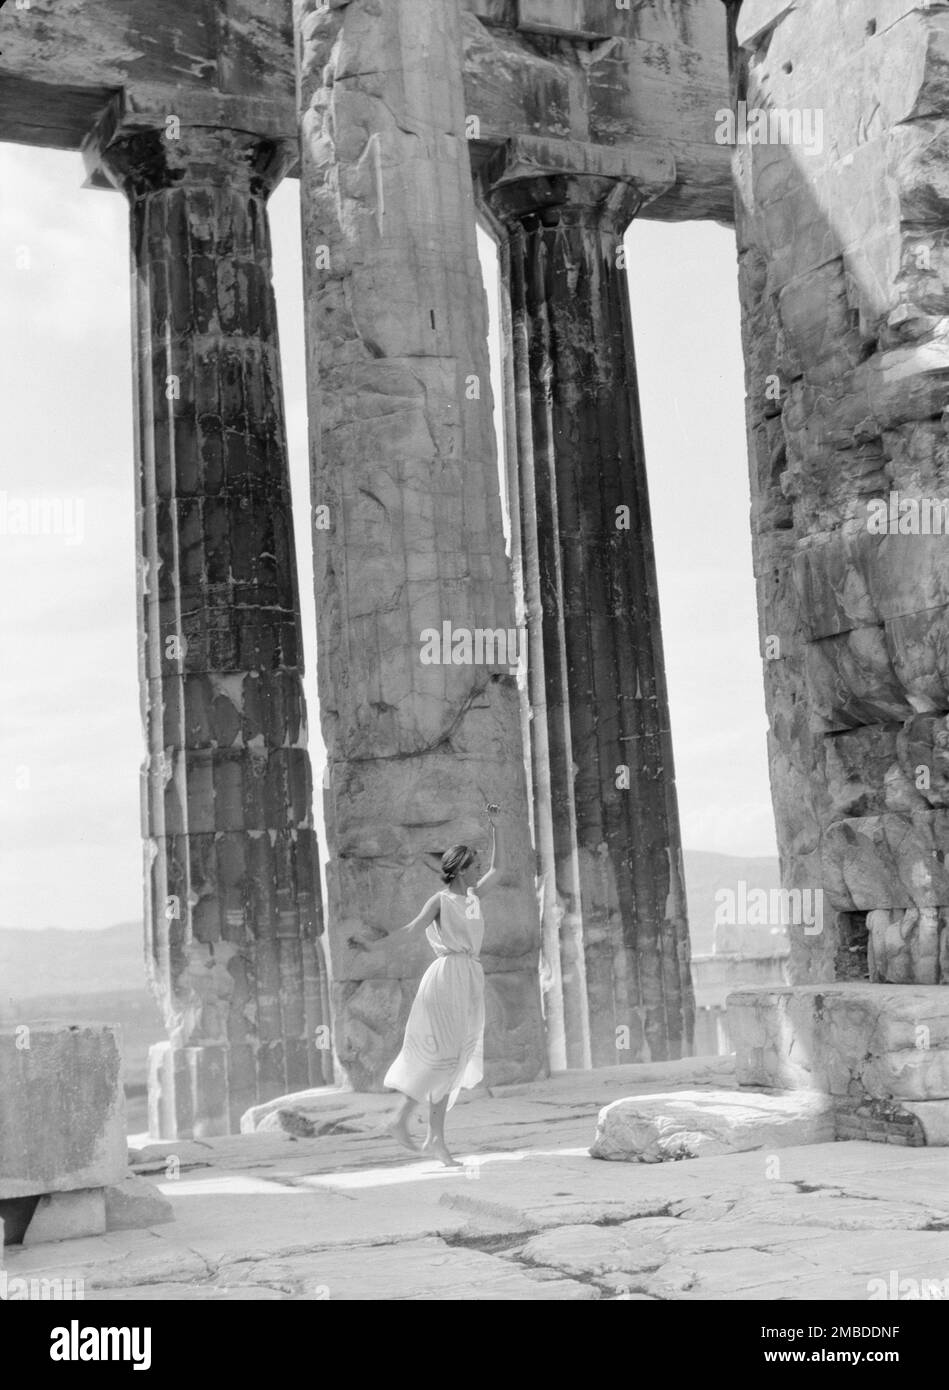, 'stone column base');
148,1042,231,1140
